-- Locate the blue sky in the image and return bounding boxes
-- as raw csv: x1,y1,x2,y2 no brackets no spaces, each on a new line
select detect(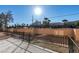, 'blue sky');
0,5,79,25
